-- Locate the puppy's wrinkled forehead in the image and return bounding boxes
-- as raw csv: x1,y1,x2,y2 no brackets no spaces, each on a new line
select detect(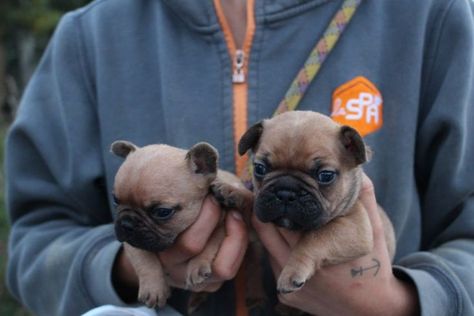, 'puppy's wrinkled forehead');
257,112,342,168
114,145,205,206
